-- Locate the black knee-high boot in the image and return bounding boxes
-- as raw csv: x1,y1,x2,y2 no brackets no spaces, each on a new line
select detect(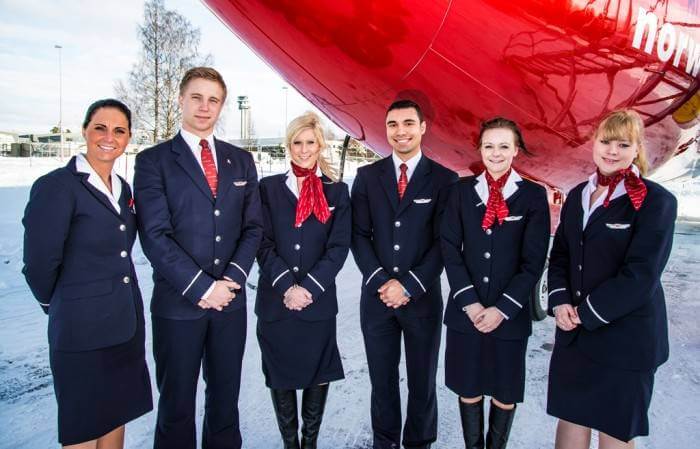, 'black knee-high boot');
271,389,300,449
459,398,485,449
300,384,329,449
485,402,516,449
